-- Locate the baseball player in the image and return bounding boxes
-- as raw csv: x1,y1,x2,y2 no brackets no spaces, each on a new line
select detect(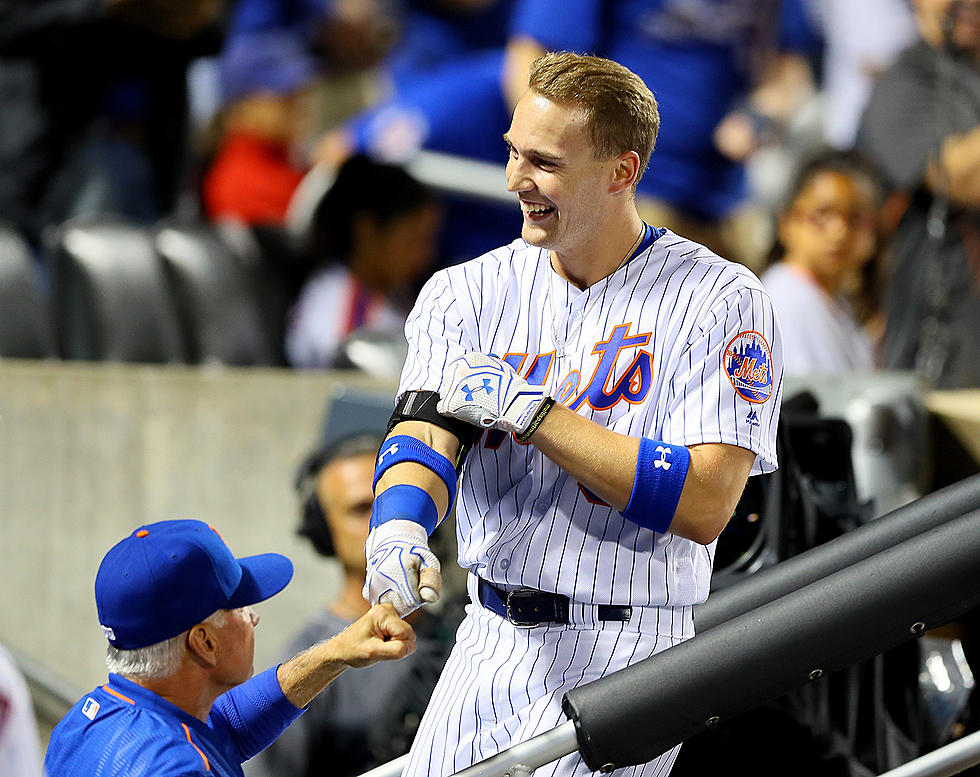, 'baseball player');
363,51,783,777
